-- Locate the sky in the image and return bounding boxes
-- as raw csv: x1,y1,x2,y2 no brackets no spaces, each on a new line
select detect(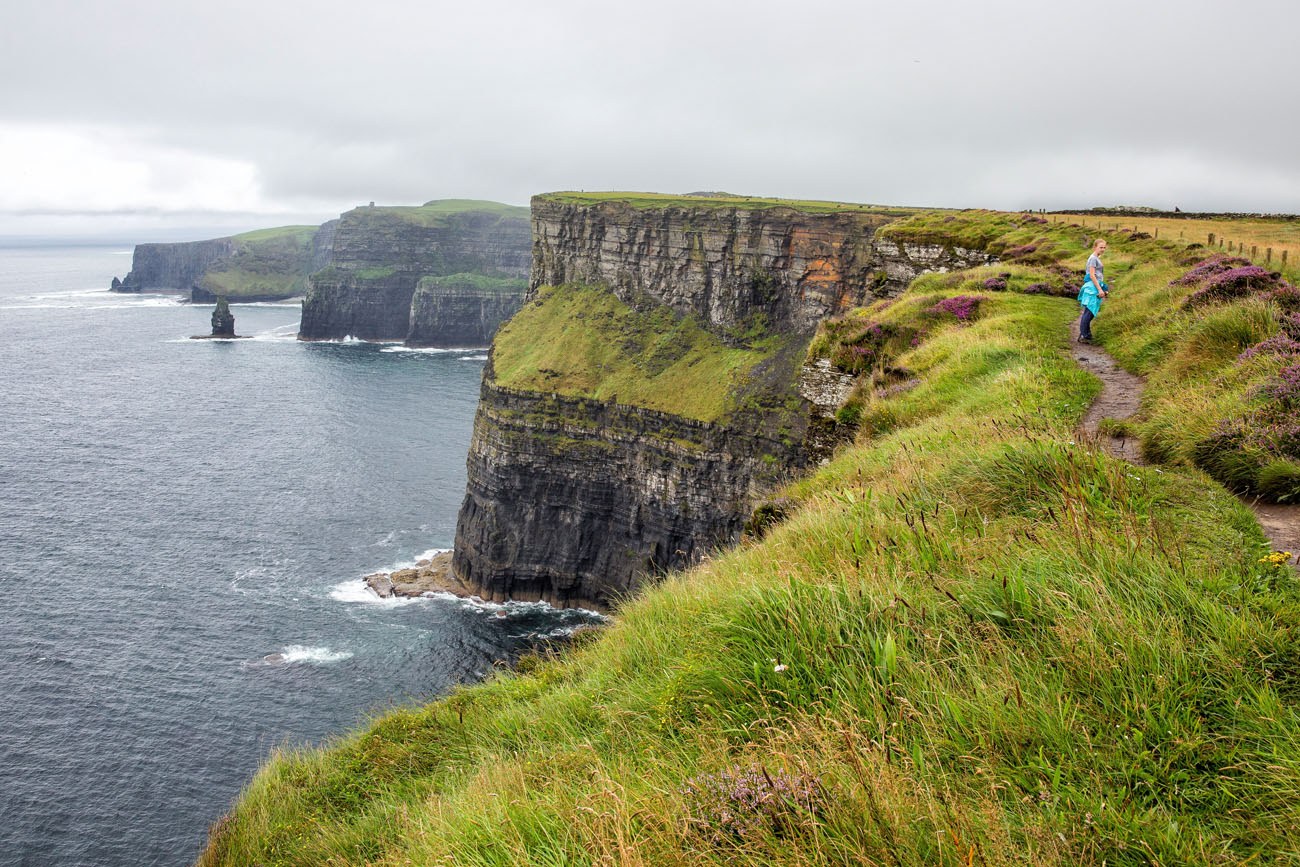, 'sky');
2,0,1298,240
